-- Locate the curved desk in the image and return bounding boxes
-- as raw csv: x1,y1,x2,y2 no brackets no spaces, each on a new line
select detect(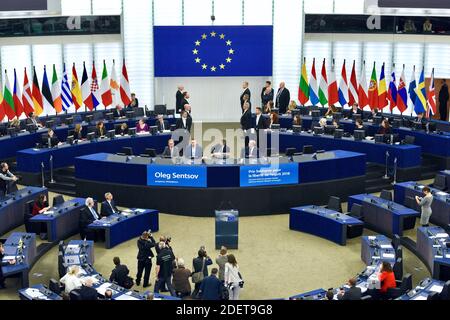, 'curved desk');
398,278,448,300
0,187,48,236
1,233,36,288
74,150,366,217
16,133,170,185
289,205,363,245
